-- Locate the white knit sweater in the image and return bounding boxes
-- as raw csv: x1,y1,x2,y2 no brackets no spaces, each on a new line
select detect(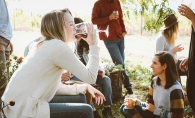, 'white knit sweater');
1,39,99,118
